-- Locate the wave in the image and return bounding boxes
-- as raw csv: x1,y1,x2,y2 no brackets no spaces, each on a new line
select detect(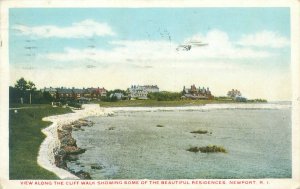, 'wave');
104,103,291,113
